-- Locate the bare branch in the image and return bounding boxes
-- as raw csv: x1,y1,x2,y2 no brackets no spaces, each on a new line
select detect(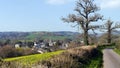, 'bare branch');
88,14,103,22
91,28,97,35
88,25,101,30
113,22,120,29
74,7,86,18
62,0,103,45
112,30,120,34
62,14,77,23
77,0,86,9
99,19,120,43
